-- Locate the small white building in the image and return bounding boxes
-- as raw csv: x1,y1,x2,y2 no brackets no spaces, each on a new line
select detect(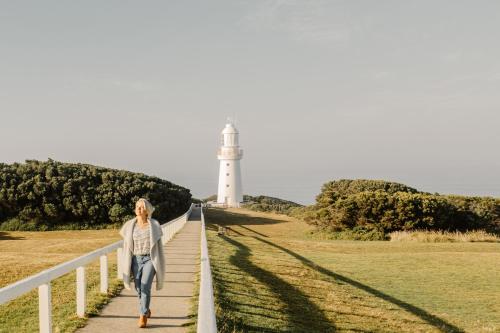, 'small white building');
216,122,243,207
